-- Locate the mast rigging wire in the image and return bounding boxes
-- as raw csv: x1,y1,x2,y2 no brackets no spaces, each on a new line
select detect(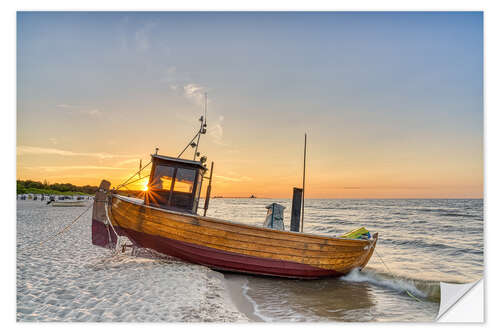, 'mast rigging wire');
178,93,208,160
177,131,201,159
118,174,150,189
115,161,152,191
